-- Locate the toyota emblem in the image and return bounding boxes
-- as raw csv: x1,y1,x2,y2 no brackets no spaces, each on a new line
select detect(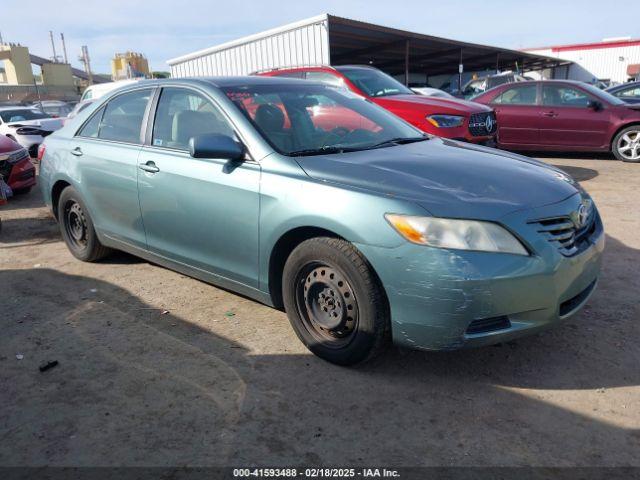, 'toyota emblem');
577,203,590,228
